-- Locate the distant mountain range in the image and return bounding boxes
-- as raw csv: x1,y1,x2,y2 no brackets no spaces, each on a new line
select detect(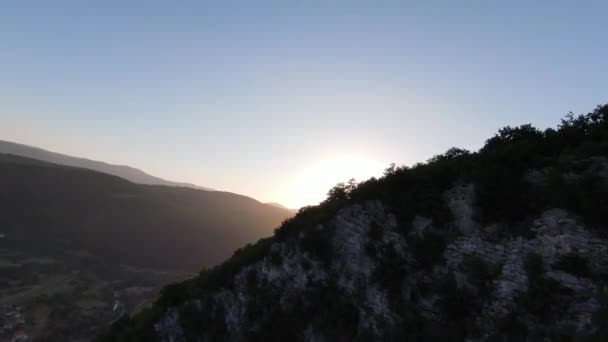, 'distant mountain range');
0,140,213,191
0,152,293,271
0,145,284,339
0,142,294,340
